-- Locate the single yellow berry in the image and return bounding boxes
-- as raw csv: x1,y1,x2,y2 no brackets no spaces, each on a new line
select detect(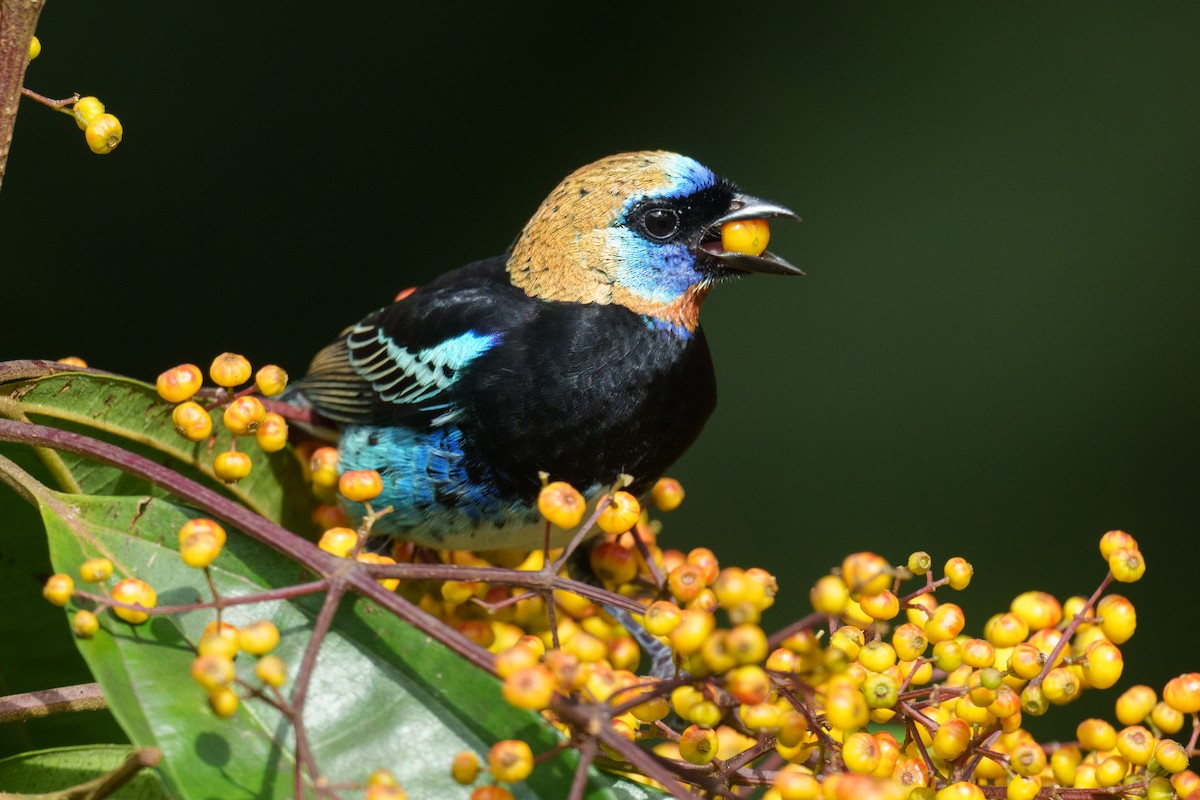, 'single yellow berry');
1115,684,1156,726
1009,739,1047,777
1152,700,1186,734
179,518,227,548
156,363,204,403
44,573,75,606
501,664,555,711
1006,775,1041,800
85,113,122,155
924,602,966,643
318,526,358,557
1076,718,1117,751
254,364,289,396
537,481,586,529
642,600,683,636
487,739,533,784
1163,672,1200,714
451,751,480,785
1154,739,1189,774
365,785,407,800
932,718,972,761
943,557,973,590
678,724,719,764
255,654,287,688
110,577,156,624
204,620,239,643
180,529,223,568
73,96,105,130
208,685,239,718
1042,666,1081,704
1108,547,1145,582
191,653,235,689
339,469,384,502
366,768,399,788
935,783,985,800
588,539,638,585
841,552,892,598
172,401,213,442
209,353,252,388
309,446,340,489
651,477,684,511
72,609,99,637
237,621,280,656
213,450,252,482
27,36,41,60
255,412,289,452
56,356,87,367
1082,640,1124,689
858,589,900,620
810,575,850,615
79,557,114,583
1010,590,1063,629
1099,529,1137,559
983,612,1029,648
1096,593,1136,644
596,491,640,535
222,396,266,435
721,218,771,257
